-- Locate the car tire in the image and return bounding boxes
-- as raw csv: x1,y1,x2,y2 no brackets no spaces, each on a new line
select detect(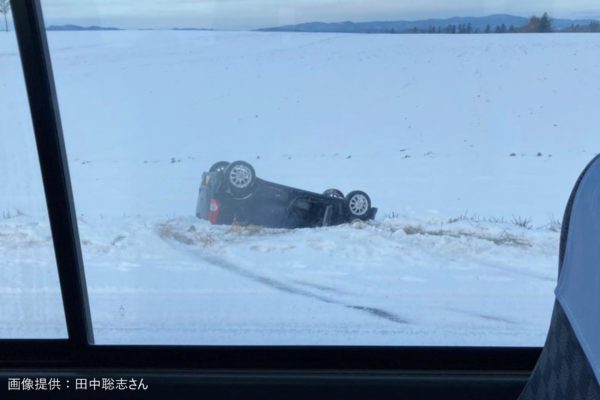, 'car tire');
209,161,230,173
225,161,256,197
345,191,371,220
323,189,344,199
